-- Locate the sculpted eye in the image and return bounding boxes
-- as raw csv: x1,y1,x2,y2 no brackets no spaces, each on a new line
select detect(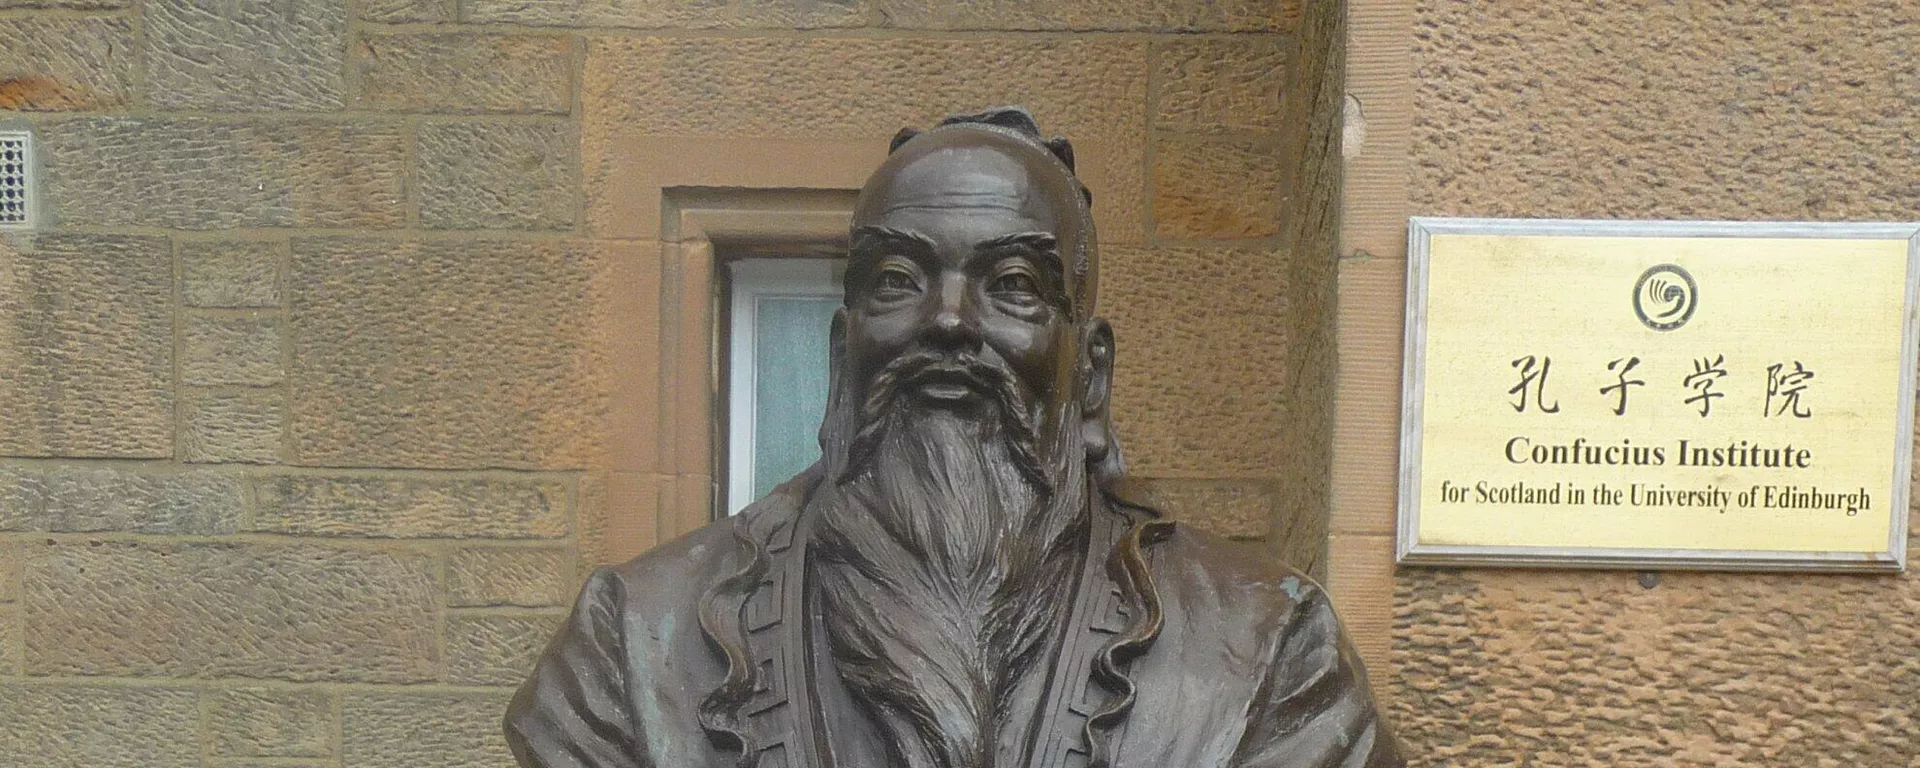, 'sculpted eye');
989,271,1040,301
873,265,920,297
